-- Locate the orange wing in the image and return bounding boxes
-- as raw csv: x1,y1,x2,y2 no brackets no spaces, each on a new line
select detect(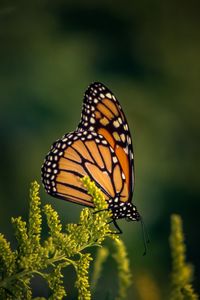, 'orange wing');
41,130,129,206
78,82,134,202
